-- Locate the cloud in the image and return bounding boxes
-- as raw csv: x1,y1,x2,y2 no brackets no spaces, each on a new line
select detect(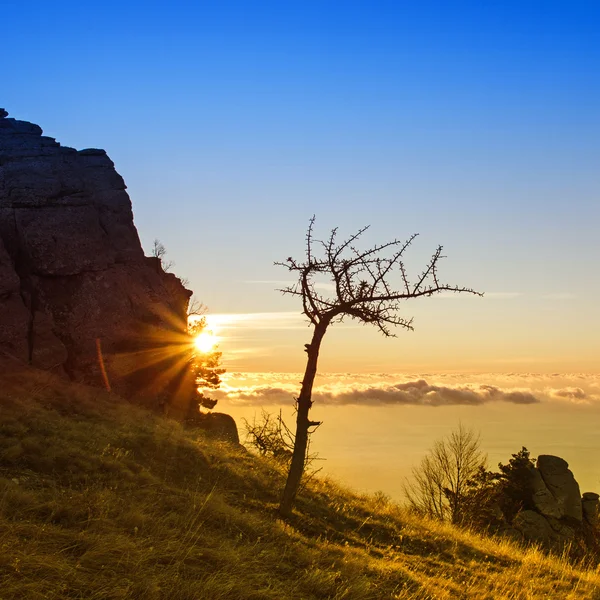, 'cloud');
215,372,600,409
544,387,600,404
549,387,587,400
216,378,541,407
